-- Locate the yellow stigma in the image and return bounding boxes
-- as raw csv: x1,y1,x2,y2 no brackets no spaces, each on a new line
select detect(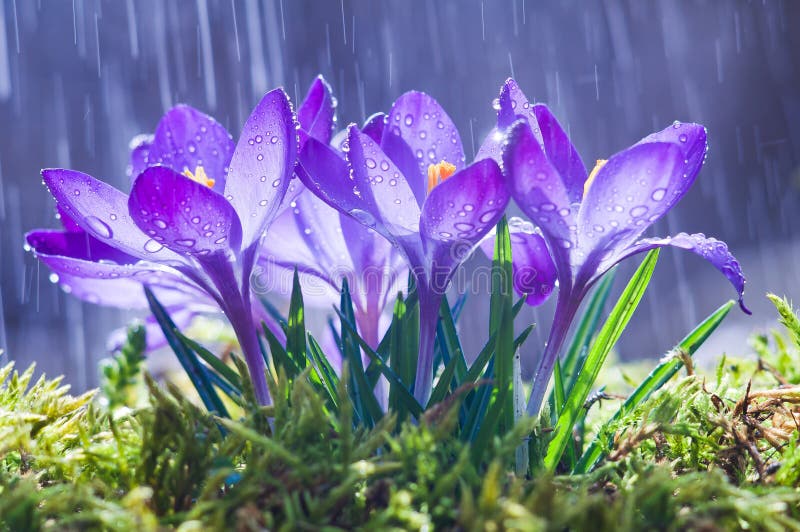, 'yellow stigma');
583,159,607,196
427,161,457,193
183,166,215,188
